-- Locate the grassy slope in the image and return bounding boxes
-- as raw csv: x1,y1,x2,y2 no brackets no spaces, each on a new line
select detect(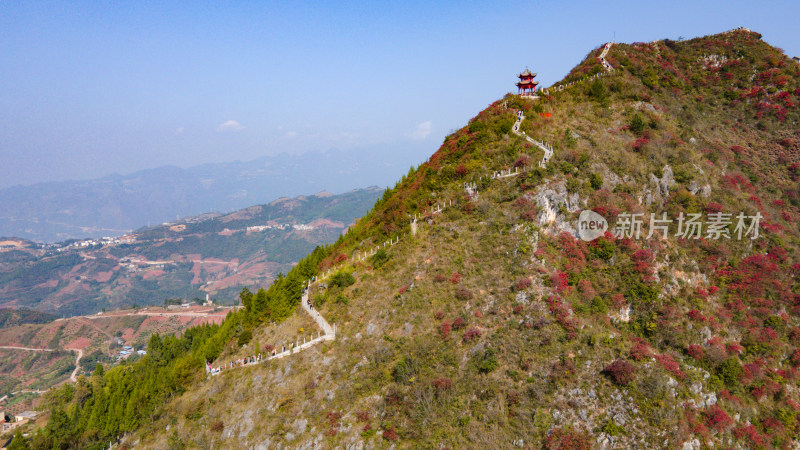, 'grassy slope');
136,29,800,448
